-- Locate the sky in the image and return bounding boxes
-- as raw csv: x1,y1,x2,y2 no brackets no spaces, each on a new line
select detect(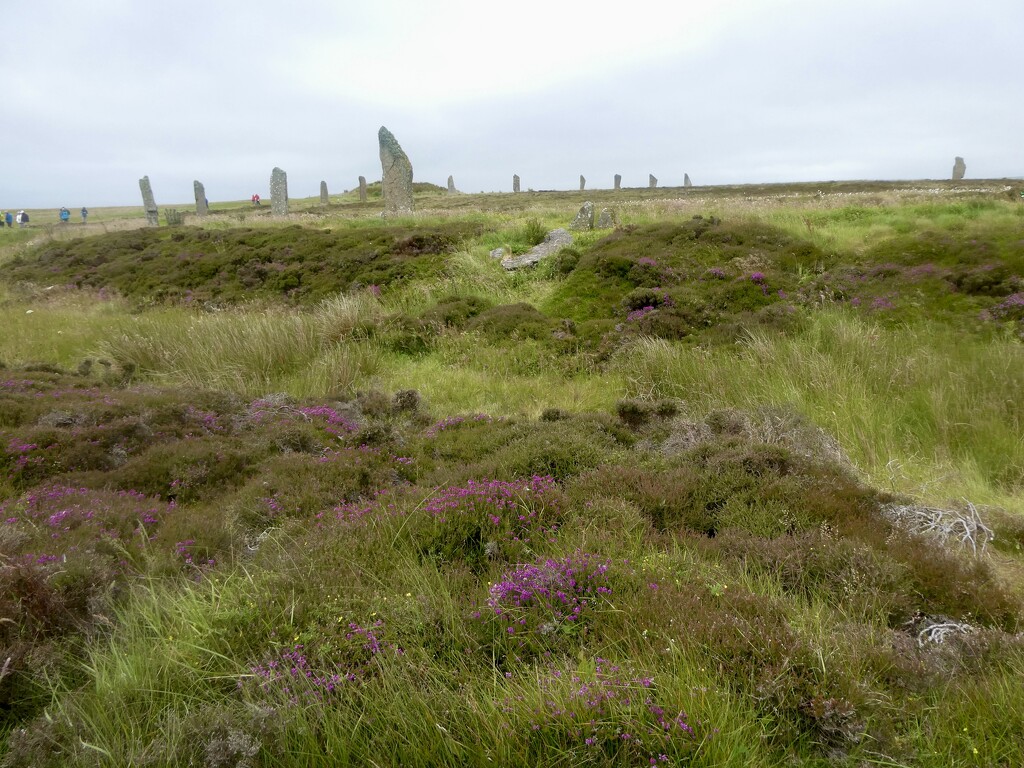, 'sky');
2,0,1022,208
